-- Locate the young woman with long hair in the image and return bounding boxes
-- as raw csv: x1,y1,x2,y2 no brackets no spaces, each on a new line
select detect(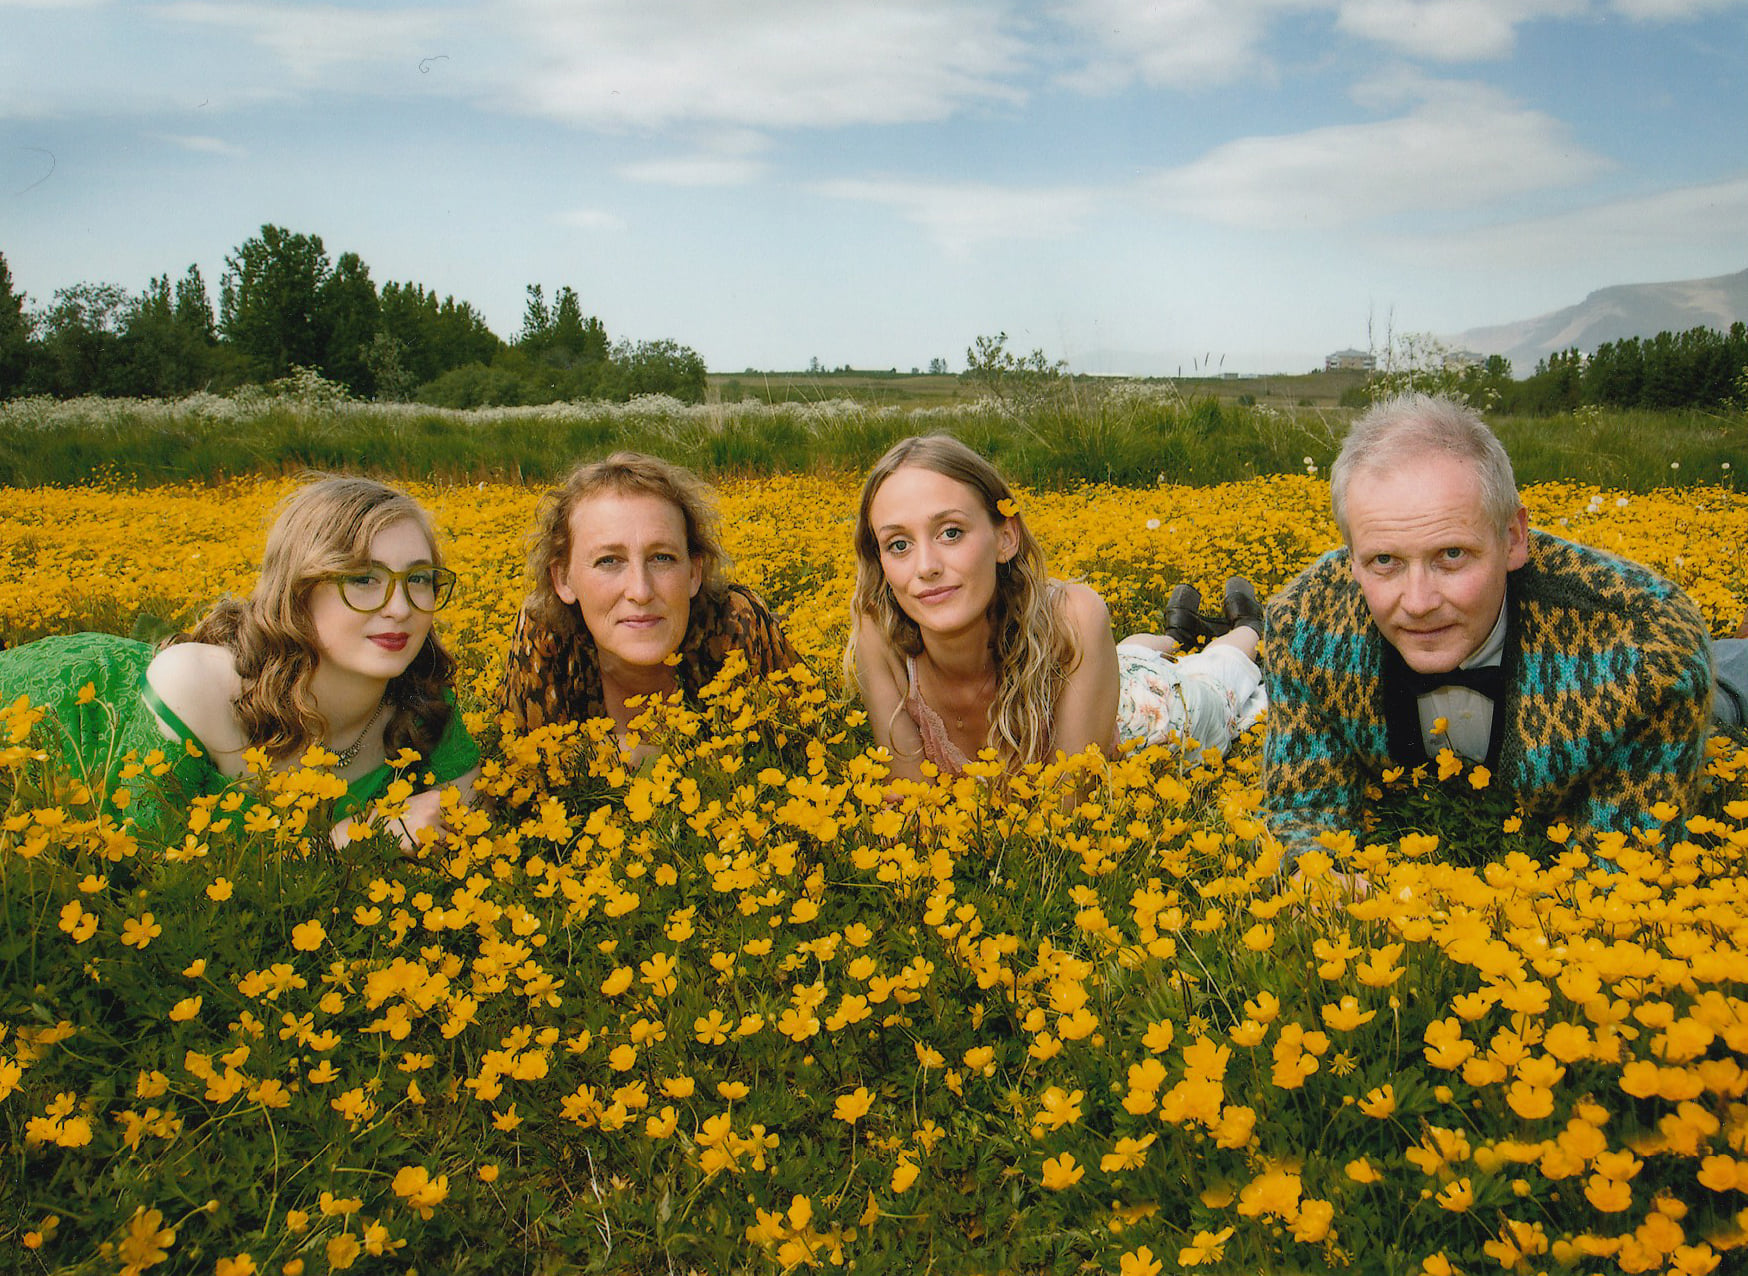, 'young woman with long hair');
0,475,478,845
846,434,1266,782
